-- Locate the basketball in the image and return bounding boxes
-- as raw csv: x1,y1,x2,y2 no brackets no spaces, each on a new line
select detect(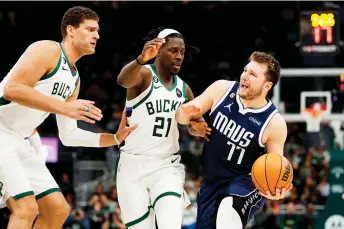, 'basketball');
251,153,293,196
